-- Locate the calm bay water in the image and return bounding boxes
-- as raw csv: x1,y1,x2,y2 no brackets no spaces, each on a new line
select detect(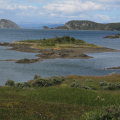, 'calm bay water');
0,28,120,86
